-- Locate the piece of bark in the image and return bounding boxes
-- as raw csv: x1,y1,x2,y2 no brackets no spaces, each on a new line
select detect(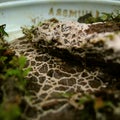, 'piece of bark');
36,32,120,75
24,20,120,75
